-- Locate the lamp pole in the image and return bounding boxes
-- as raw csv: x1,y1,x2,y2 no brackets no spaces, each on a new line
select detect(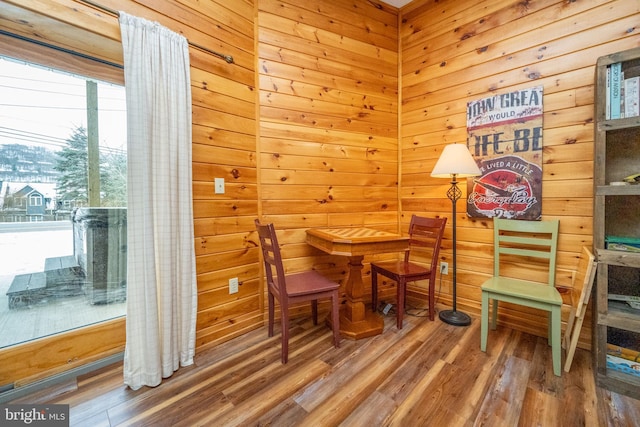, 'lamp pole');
431,143,479,326
439,173,472,326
